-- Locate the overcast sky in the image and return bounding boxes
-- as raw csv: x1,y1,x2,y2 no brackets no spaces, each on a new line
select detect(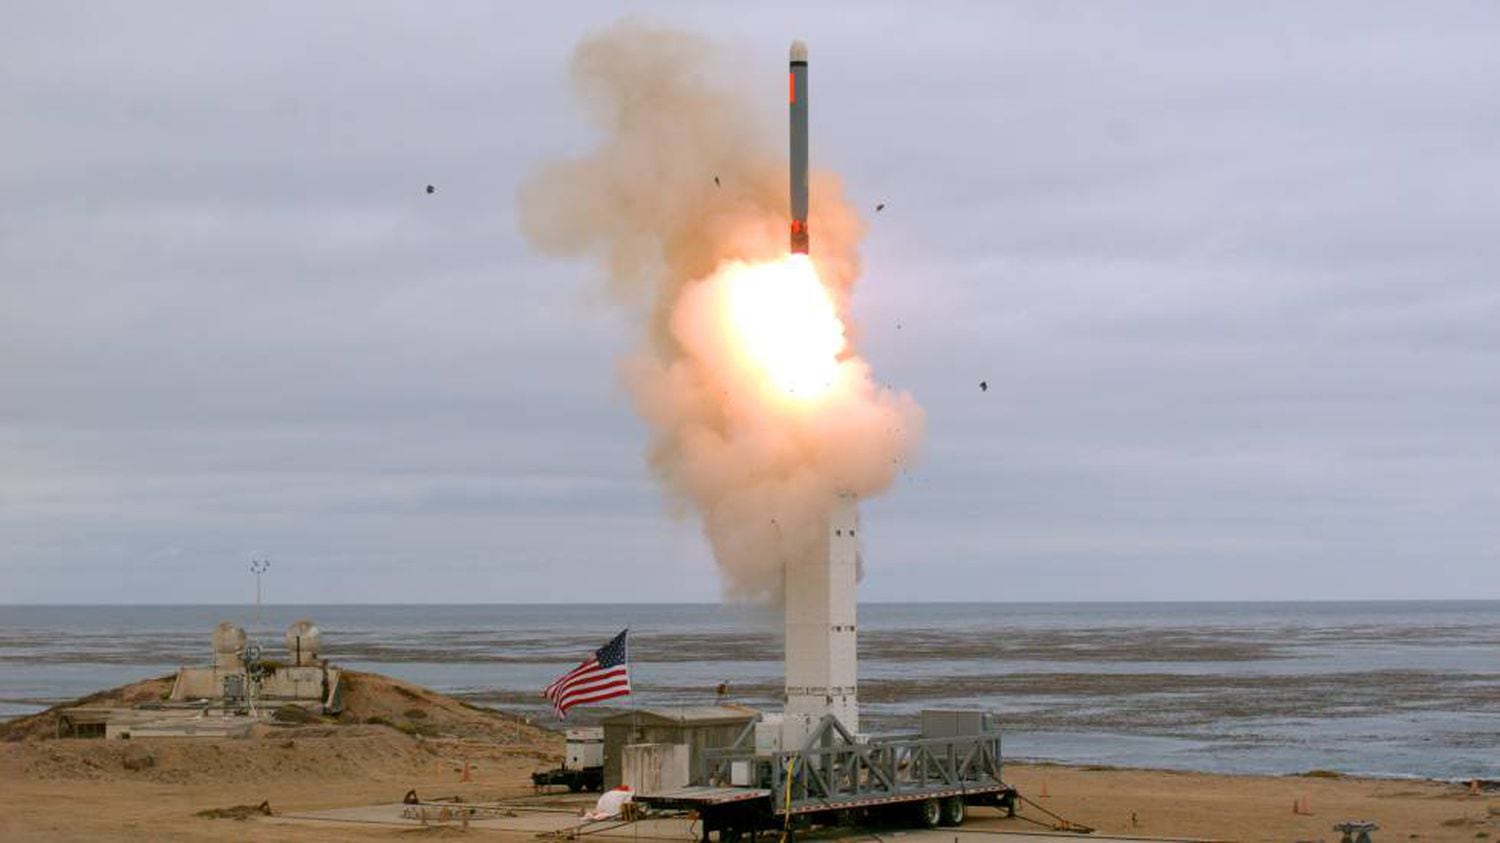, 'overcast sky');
2,2,1496,604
